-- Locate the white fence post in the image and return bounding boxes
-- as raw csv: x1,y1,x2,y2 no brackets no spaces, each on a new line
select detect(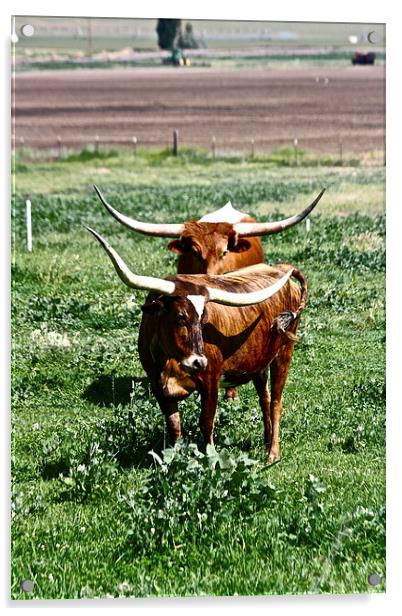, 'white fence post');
294,137,299,166
26,199,32,252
